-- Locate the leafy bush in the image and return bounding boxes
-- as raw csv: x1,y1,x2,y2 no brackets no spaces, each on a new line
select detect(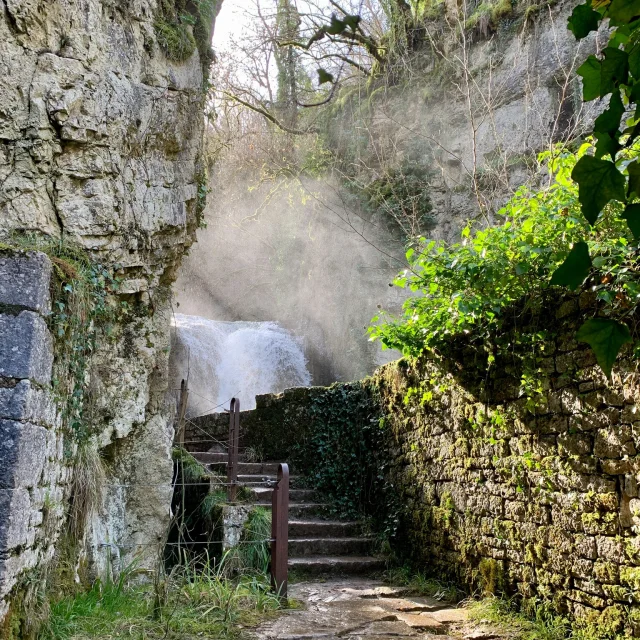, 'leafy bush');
369,144,640,373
